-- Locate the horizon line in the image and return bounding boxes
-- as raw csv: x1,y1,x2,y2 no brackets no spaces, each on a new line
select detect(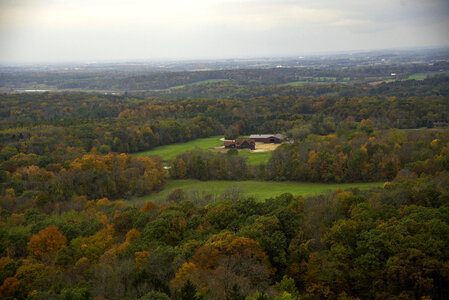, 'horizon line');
1,44,448,68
